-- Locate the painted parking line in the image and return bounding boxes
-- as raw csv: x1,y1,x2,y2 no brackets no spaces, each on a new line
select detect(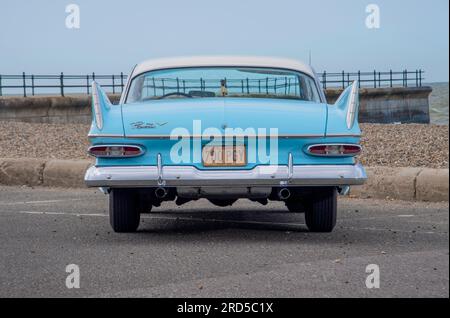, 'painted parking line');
5,210,448,235
17,211,107,217
0,199,83,206
14,210,305,228
339,226,447,235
